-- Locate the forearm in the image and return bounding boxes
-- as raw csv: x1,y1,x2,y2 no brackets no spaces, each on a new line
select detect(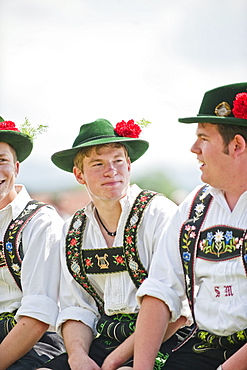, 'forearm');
133,295,171,370
221,343,247,370
0,316,48,370
63,319,93,355
62,320,100,370
163,315,187,342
